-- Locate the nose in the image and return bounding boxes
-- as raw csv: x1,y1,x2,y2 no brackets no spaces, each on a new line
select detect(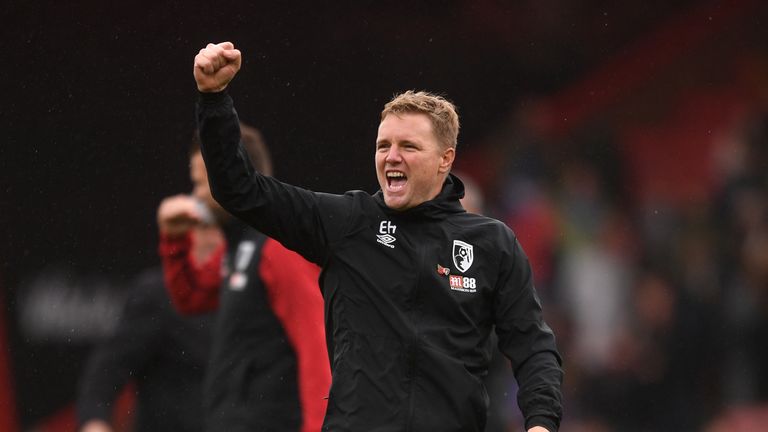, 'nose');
385,145,402,163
